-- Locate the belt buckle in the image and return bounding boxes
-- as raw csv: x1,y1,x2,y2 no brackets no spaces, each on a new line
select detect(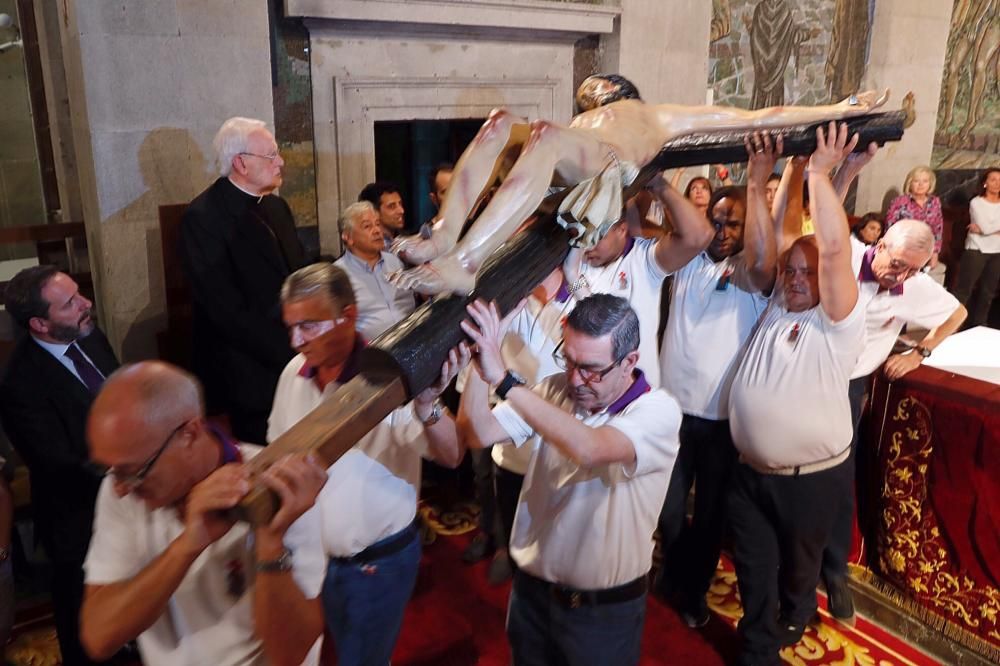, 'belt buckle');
569,591,582,609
